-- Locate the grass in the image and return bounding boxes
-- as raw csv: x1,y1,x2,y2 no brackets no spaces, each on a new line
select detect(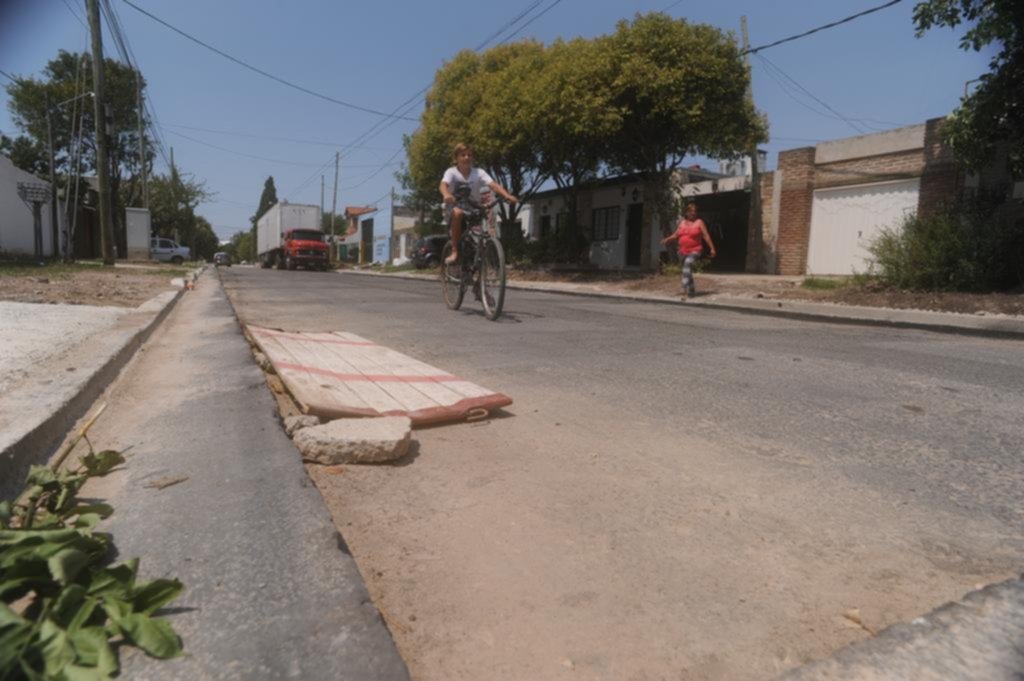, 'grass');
379,262,426,273
801,276,849,290
0,261,190,279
